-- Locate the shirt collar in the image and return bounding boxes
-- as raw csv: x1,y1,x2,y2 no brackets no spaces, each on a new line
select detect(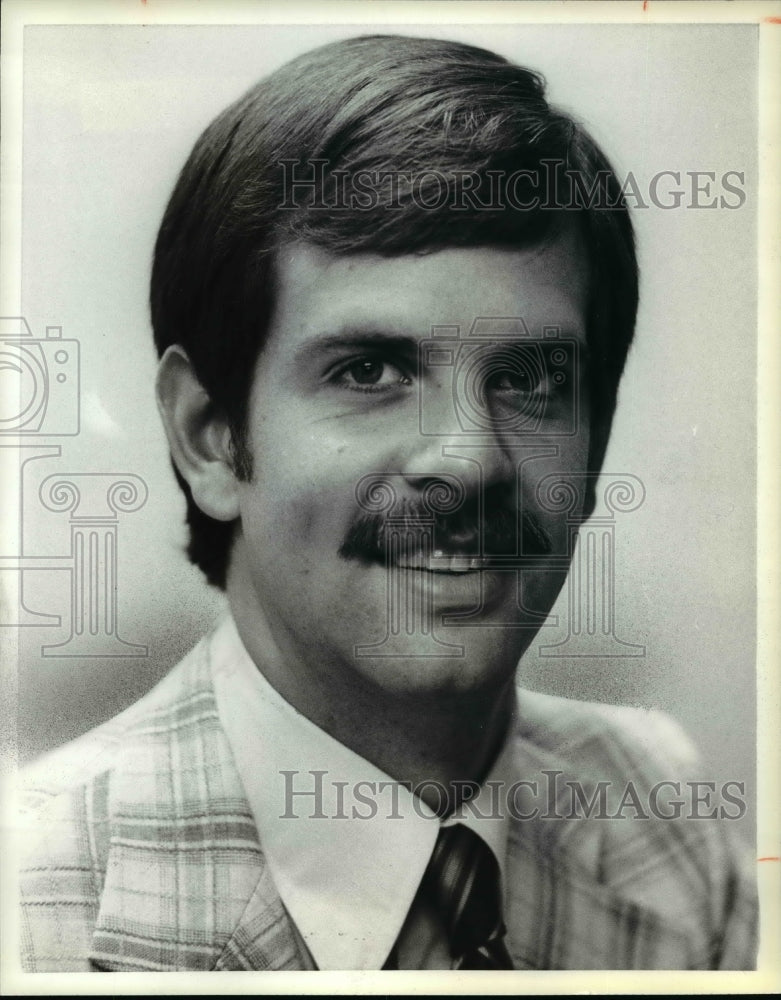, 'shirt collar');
209,613,514,971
